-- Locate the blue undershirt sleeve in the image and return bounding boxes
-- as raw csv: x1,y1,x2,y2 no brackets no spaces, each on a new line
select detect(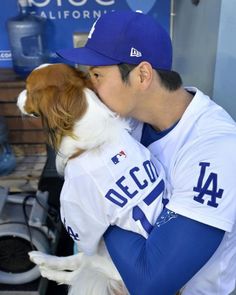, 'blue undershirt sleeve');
104,208,225,295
